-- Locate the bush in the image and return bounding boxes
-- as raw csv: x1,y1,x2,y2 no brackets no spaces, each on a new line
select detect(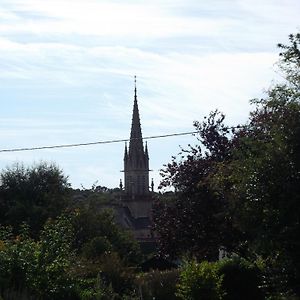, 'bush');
98,252,136,295
72,208,142,265
78,276,118,300
0,216,77,300
0,224,37,291
136,269,180,300
0,162,70,235
82,236,112,259
177,260,224,300
217,256,264,300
